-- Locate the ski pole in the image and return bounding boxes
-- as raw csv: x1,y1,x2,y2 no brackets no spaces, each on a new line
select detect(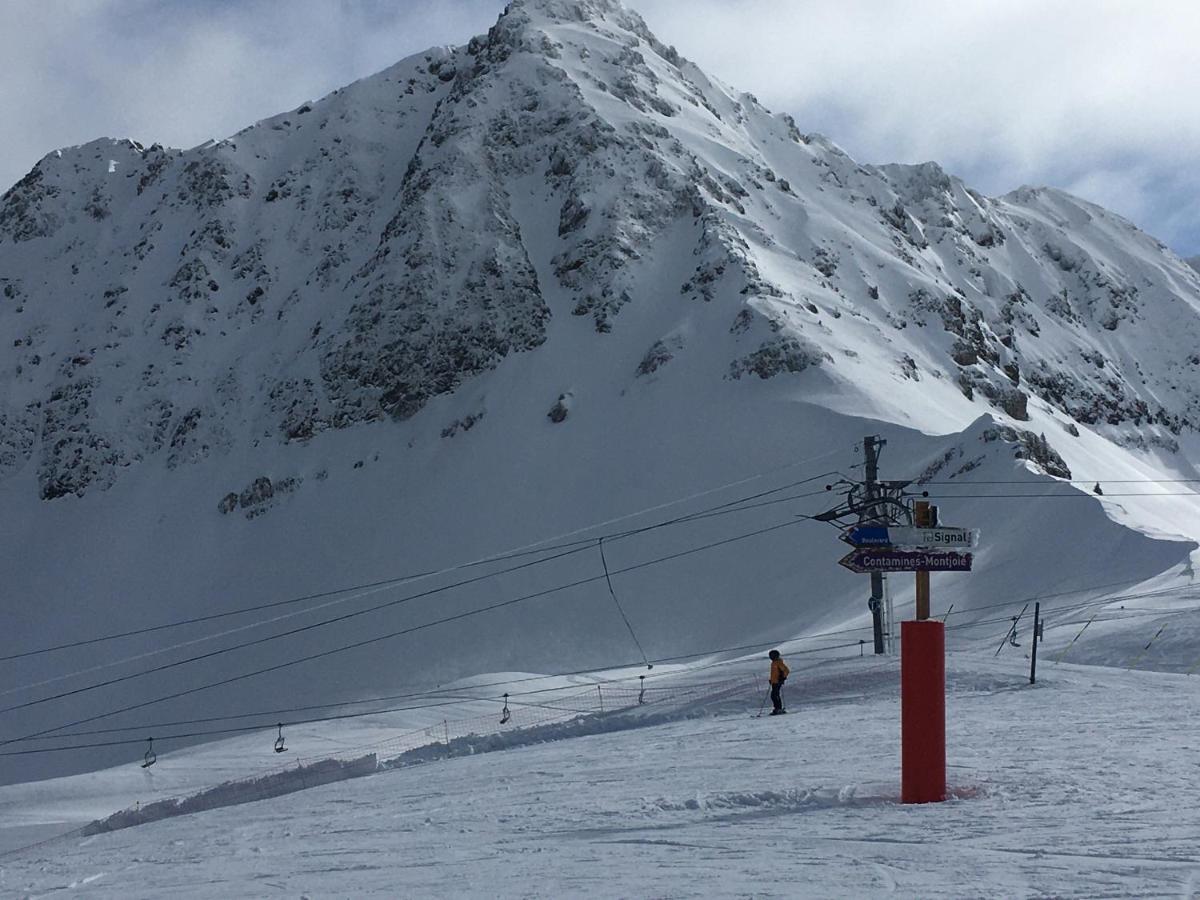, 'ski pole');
756,688,771,717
